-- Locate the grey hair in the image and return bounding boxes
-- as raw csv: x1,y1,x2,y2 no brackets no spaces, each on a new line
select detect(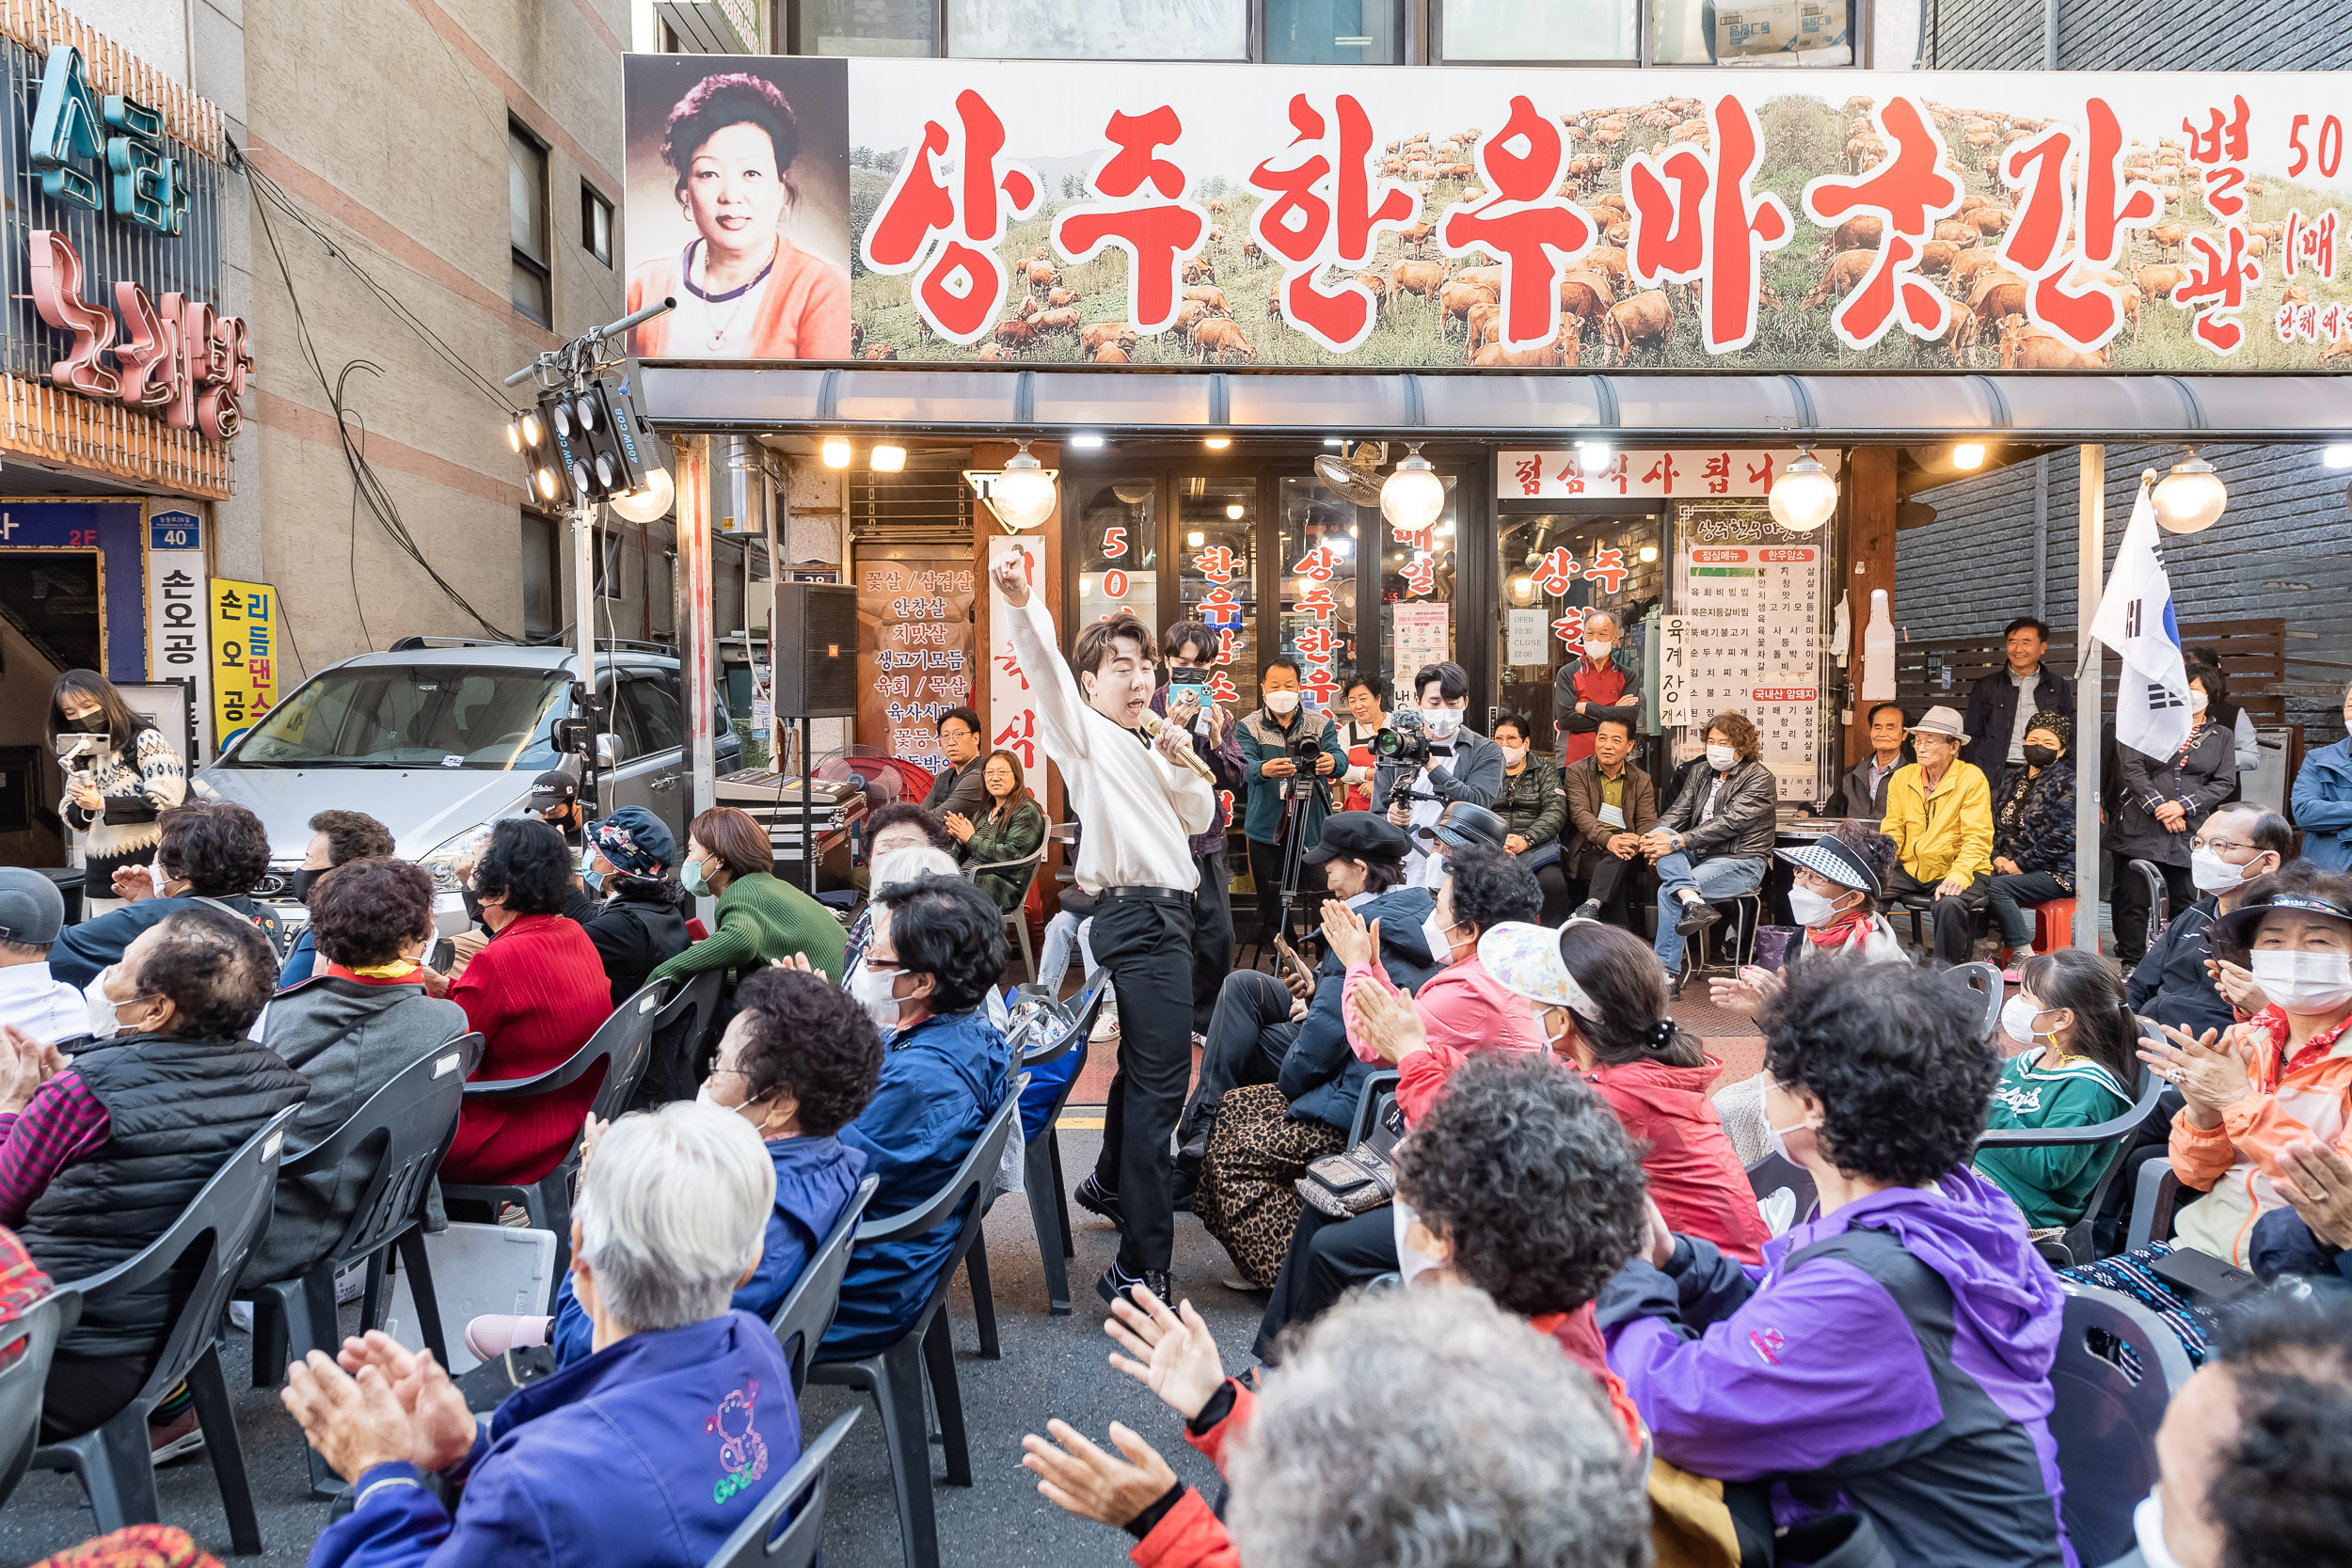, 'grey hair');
1227,1288,1647,1568
874,845,958,892
575,1101,776,1334
1582,607,1621,633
